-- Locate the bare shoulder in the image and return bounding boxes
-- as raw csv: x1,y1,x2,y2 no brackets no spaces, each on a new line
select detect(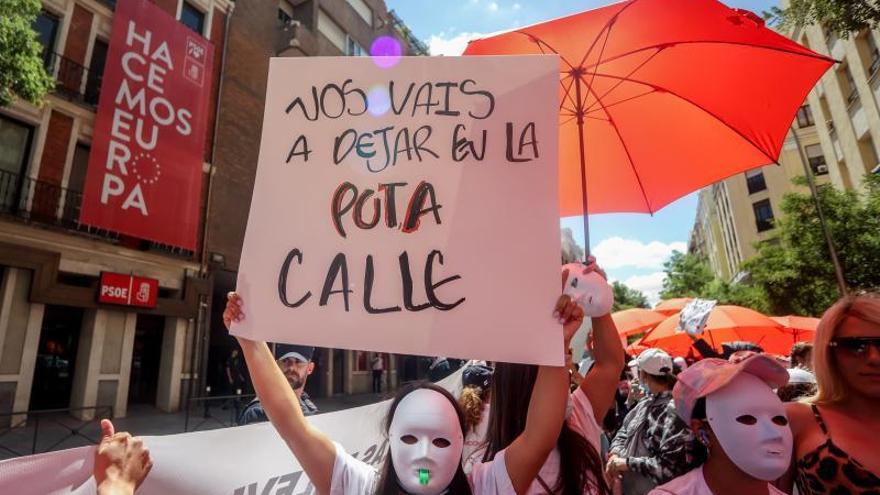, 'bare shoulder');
785,401,813,435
